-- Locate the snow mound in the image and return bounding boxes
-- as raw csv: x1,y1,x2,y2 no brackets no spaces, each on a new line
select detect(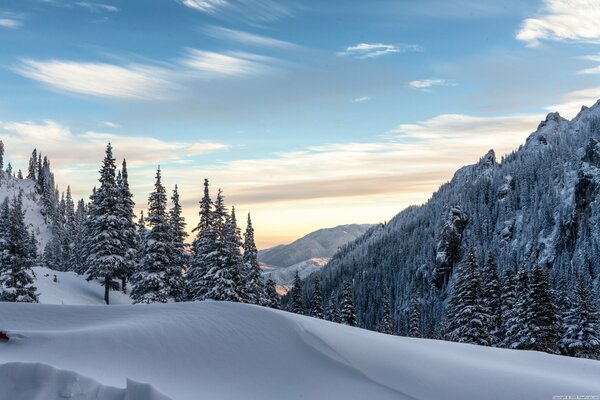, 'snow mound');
33,266,132,305
0,301,599,400
0,362,171,400
0,172,51,250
